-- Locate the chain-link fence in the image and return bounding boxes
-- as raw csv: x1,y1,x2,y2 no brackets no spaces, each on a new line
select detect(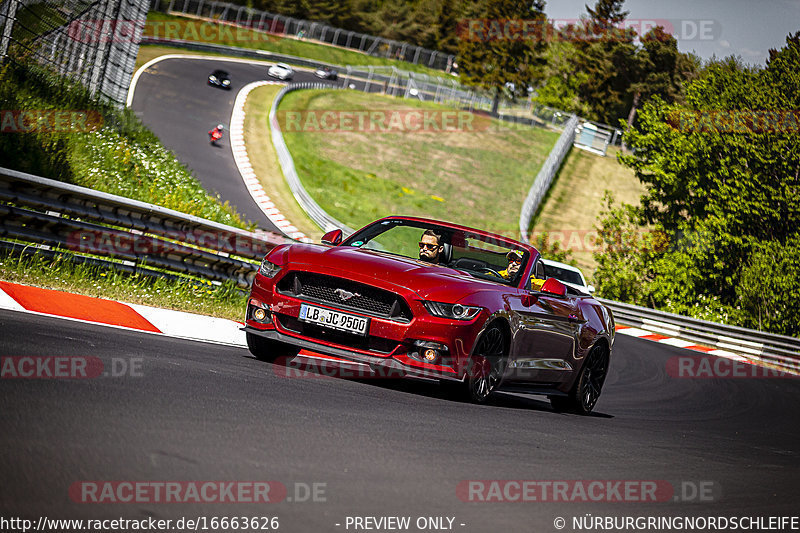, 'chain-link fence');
339,65,619,140
0,0,149,106
153,0,457,72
